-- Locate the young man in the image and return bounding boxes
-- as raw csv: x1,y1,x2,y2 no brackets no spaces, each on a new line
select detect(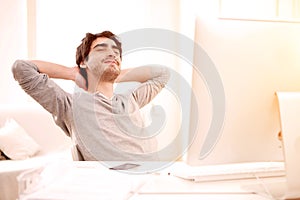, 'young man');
12,31,170,161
